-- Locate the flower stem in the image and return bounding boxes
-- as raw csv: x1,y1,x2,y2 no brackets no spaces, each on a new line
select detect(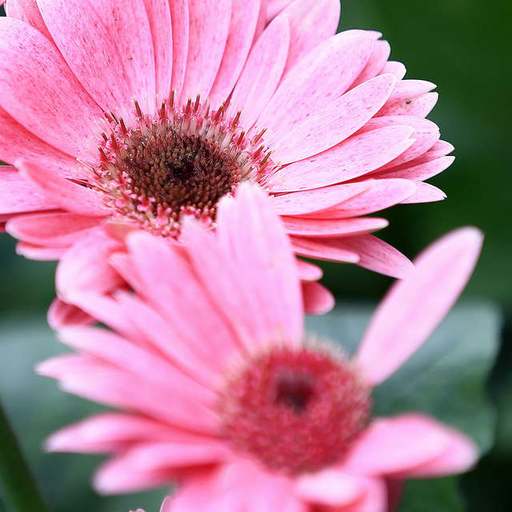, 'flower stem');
0,397,50,512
